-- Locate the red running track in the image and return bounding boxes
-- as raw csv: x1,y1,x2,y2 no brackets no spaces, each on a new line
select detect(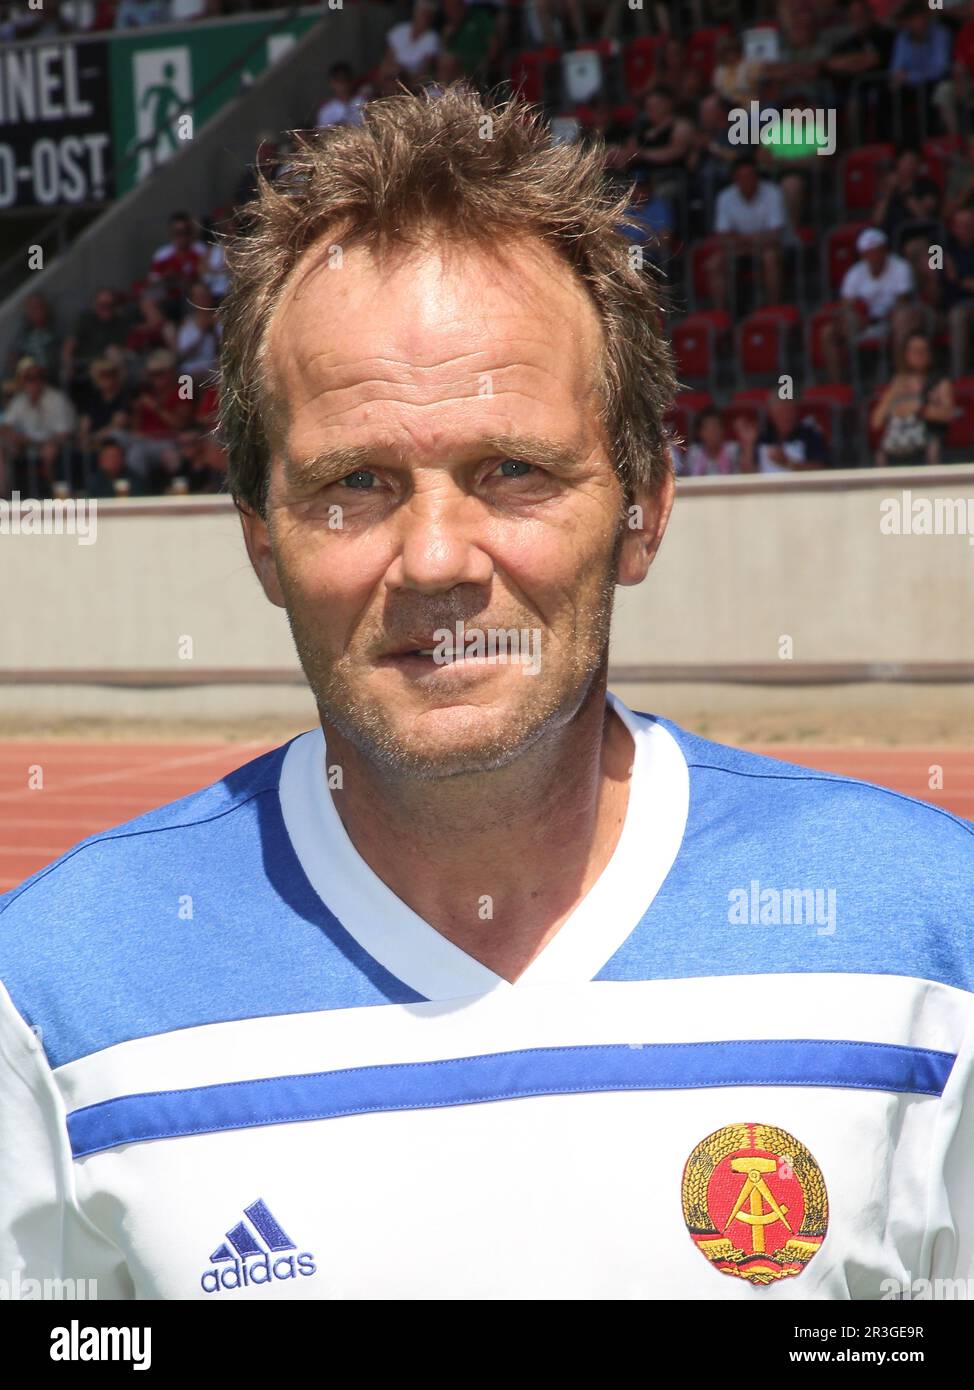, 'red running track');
0,738,971,893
